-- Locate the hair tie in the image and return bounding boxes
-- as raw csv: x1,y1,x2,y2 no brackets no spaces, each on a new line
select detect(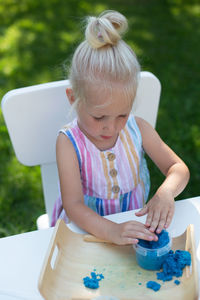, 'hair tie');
97,32,102,38
96,20,103,42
